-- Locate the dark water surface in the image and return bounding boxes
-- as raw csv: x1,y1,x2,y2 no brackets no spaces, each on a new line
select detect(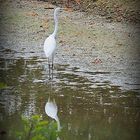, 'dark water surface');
0,57,140,140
